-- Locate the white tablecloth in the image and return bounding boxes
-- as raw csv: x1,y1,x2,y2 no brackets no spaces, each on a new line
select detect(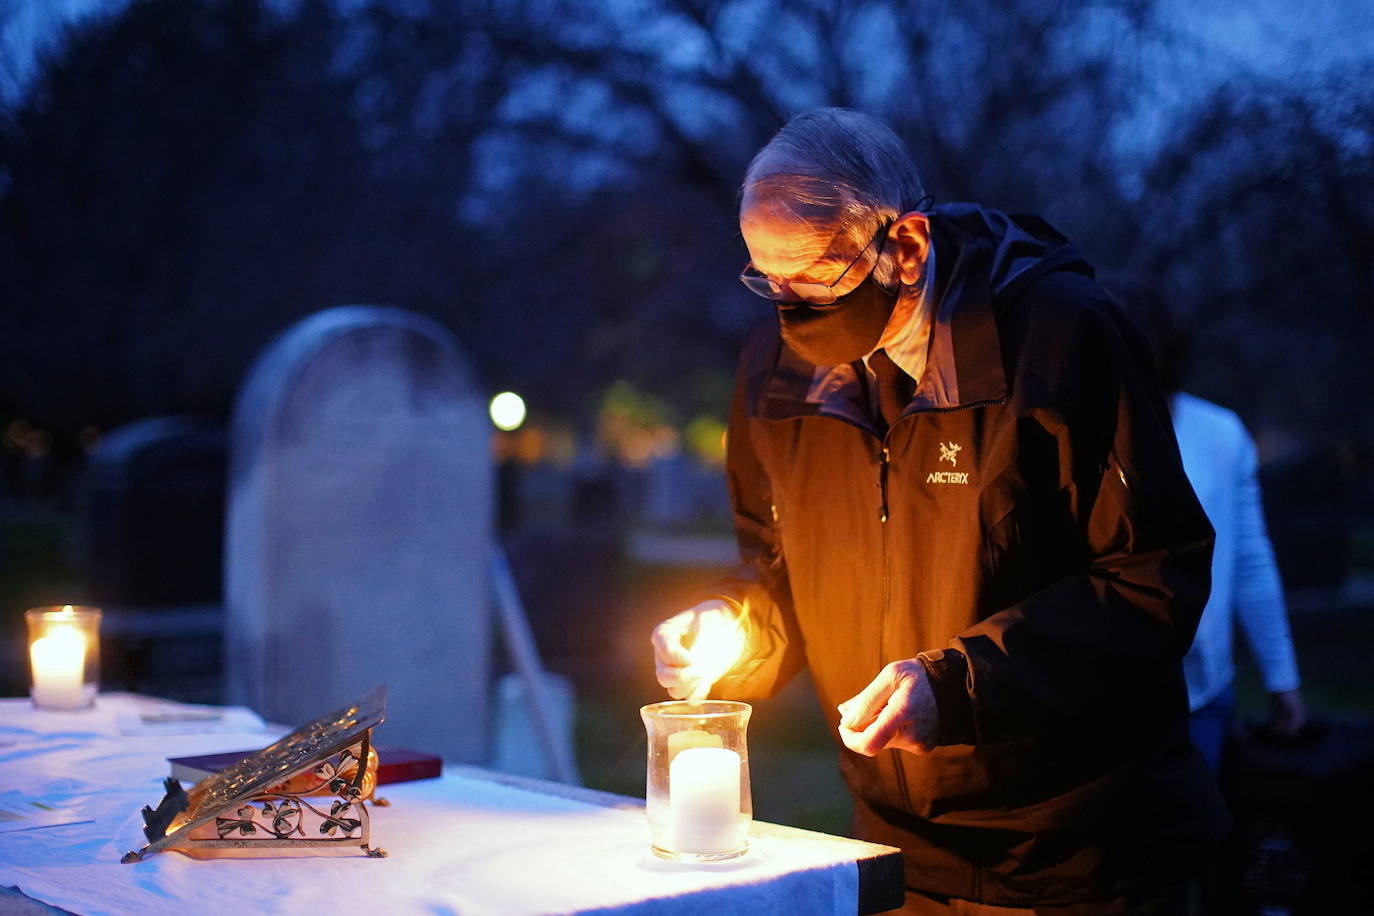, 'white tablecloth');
0,695,863,915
